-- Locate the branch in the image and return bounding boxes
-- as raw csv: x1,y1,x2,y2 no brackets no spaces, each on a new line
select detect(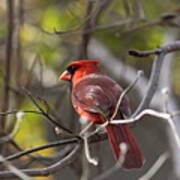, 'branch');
54,18,131,36
78,0,111,59
139,152,169,180
110,108,180,149
111,70,143,120
93,143,128,180
0,155,32,180
23,89,74,135
53,11,180,37
1,131,107,164
129,41,180,57
1,138,80,163
0,145,81,178
1,0,14,128
157,32,180,178
0,112,24,144
132,52,165,117
121,12,180,35
129,41,180,117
